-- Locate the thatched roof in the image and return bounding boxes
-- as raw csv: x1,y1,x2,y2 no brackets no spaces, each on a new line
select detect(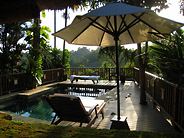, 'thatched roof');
0,0,84,24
